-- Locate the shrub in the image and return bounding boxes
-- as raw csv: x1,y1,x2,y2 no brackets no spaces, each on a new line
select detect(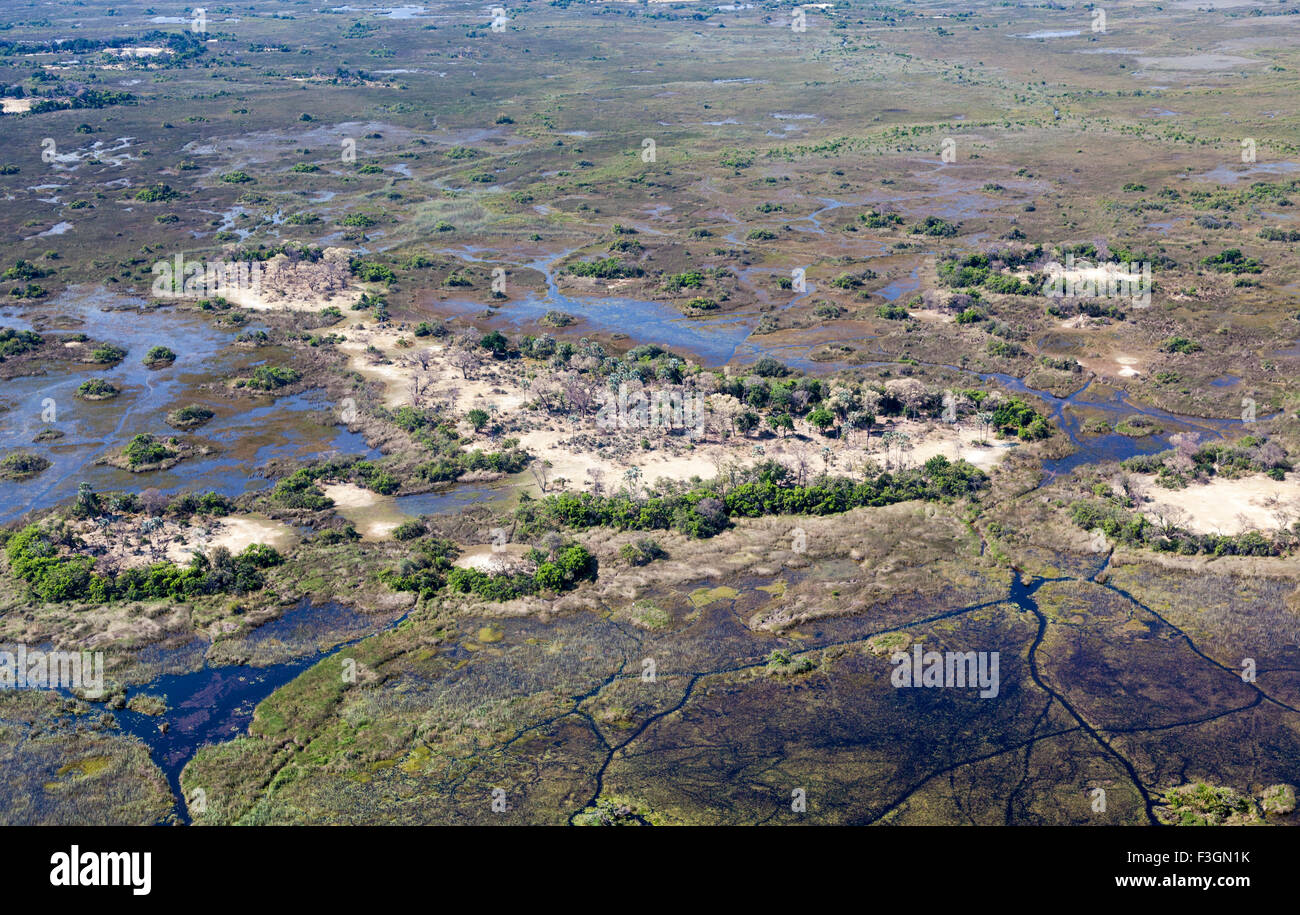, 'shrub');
392,519,427,541
567,258,642,280
89,344,127,364
619,538,667,566
272,469,334,510
246,364,301,390
0,327,42,359
143,345,176,366
123,434,175,467
912,216,960,237
0,453,50,480
1201,248,1263,274
167,404,215,428
76,378,119,400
